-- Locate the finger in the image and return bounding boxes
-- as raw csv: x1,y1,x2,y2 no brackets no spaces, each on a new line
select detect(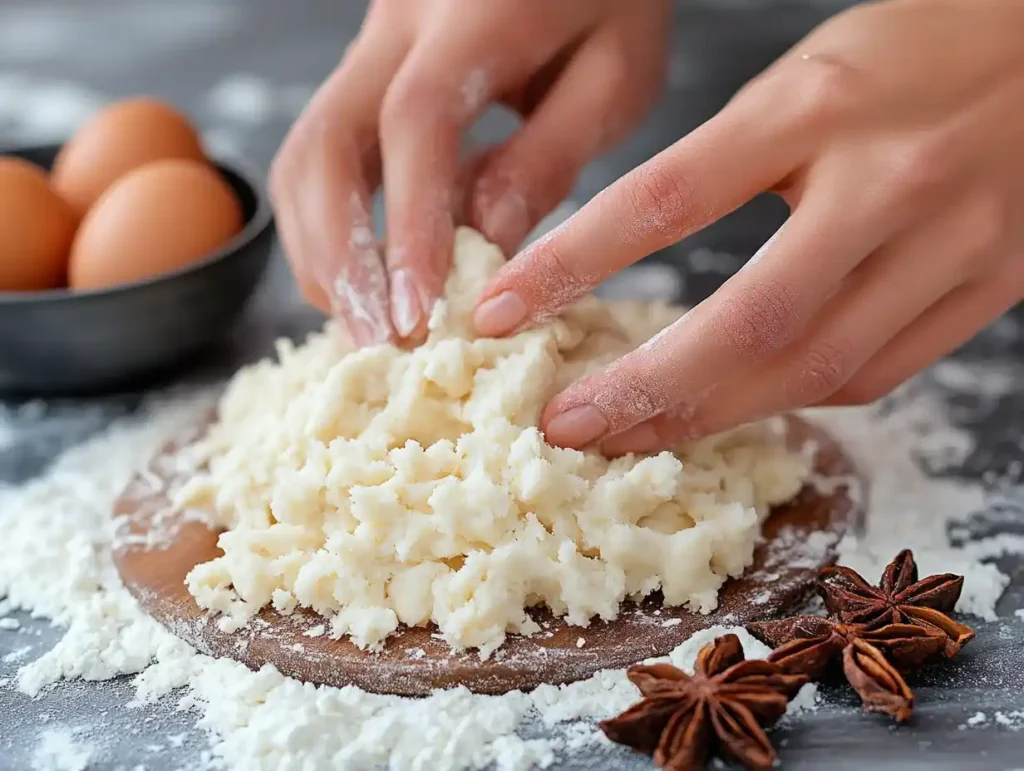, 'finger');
271,25,405,343
472,77,813,338
601,206,985,454
379,22,524,342
538,175,904,450
822,271,1022,407
468,15,667,256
